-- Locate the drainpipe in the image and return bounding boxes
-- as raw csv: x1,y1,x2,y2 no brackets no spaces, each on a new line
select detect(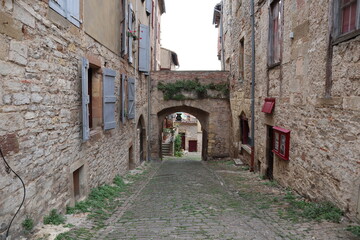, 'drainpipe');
220,0,225,70
147,72,151,162
148,0,159,161
153,0,158,71
250,0,255,172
